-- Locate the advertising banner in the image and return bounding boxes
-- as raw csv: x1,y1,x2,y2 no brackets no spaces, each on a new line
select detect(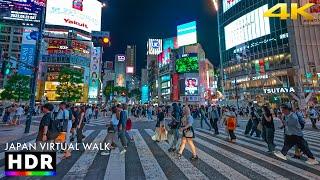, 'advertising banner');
224,4,270,50
223,0,243,12
148,39,162,55
185,78,199,95
302,0,320,25
163,37,178,50
88,47,101,99
171,73,180,101
177,21,197,47
46,0,102,33
19,27,38,75
0,0,44,22
141,85,149,104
